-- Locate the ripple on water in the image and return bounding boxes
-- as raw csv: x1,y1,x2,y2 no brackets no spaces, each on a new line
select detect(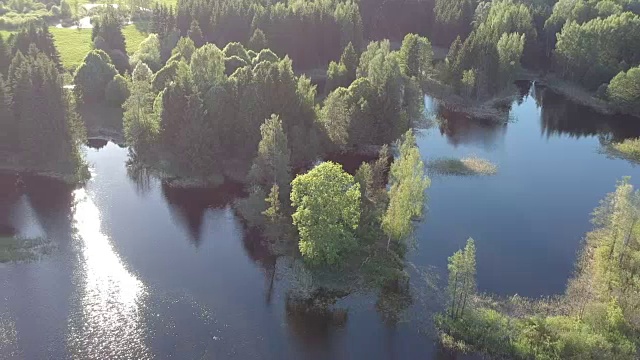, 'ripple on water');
67,188,151,359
